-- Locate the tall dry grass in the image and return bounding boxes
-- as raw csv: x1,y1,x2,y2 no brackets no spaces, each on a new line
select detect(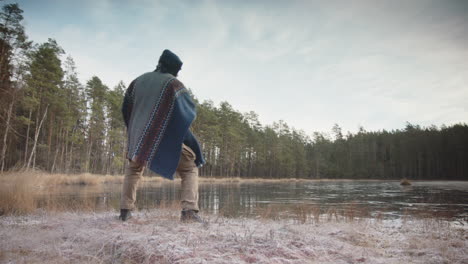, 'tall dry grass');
0,173,37,215
0,171,182,216
1,171,125,187
0,171,123,215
